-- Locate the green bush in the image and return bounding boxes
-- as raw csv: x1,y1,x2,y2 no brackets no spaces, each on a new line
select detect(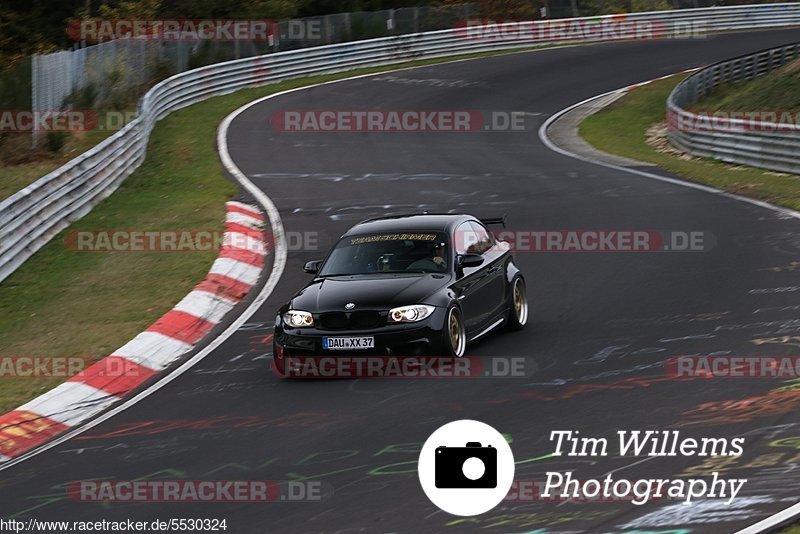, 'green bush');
45,131,69,153
65,83,98,109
